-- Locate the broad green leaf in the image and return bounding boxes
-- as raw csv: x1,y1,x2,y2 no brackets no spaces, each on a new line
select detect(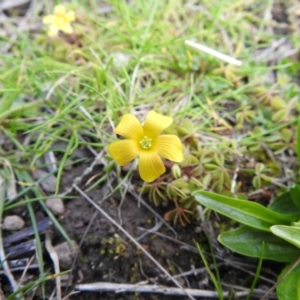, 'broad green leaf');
297,116,300,167
194,191,294,232
277,261,300,300
290,184,300,212
268,191,300,216
218,226,300,263
271,225,300,249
